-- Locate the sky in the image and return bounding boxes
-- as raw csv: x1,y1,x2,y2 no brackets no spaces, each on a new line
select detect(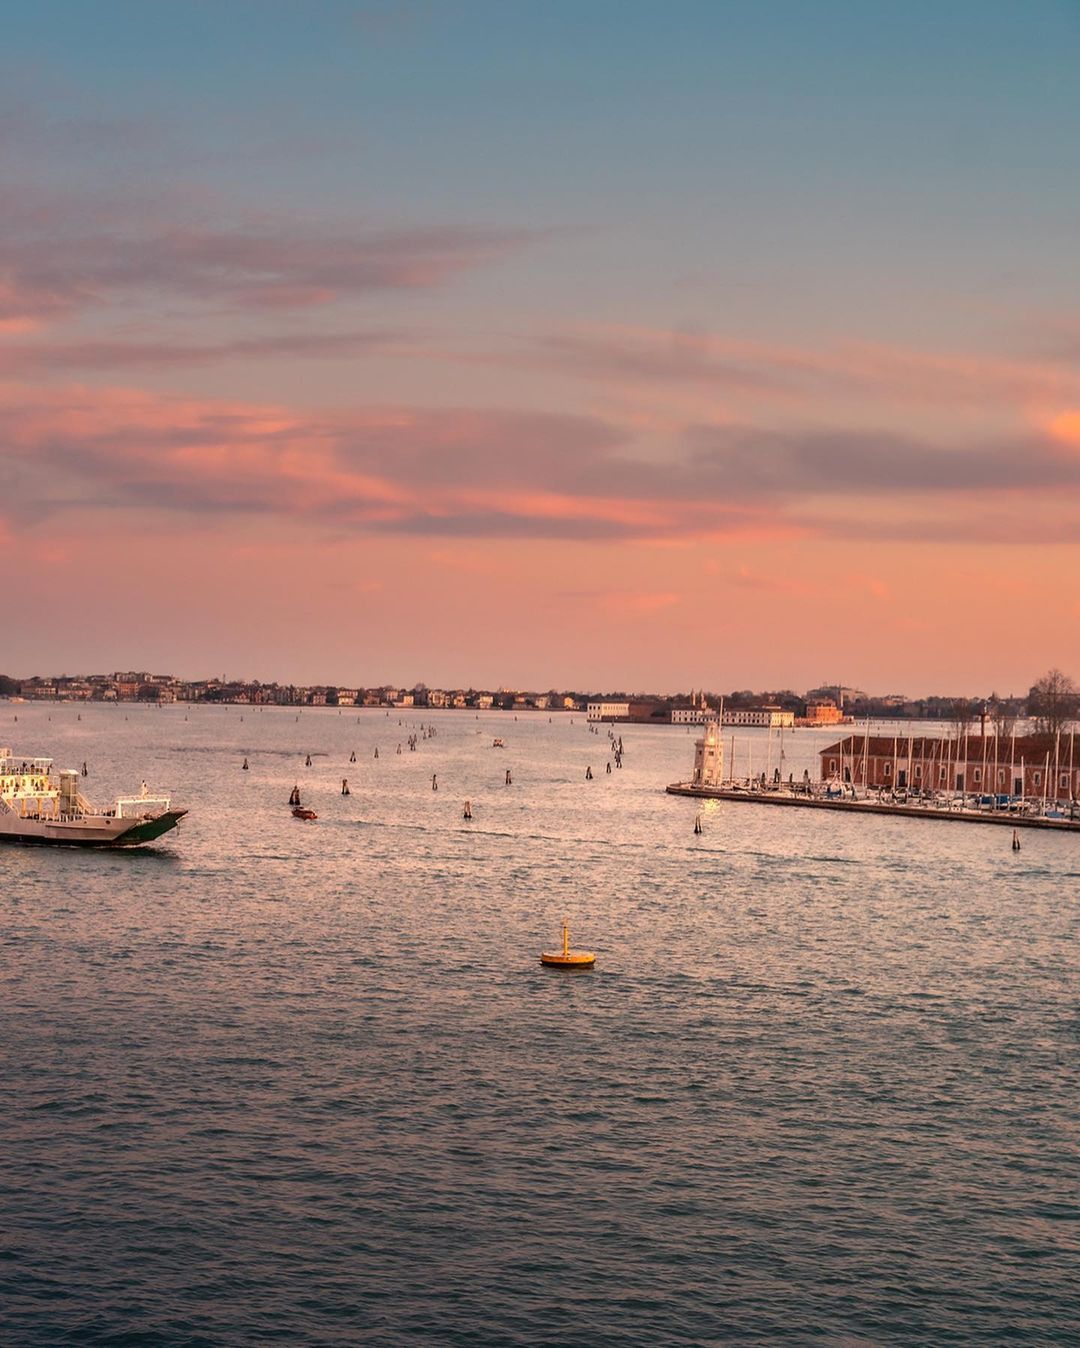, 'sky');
2,0,1079,694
